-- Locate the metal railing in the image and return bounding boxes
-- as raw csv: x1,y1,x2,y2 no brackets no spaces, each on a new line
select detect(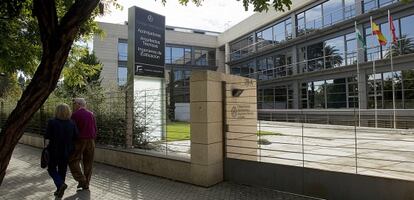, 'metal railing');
0,88,192,160
225,83,414,182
